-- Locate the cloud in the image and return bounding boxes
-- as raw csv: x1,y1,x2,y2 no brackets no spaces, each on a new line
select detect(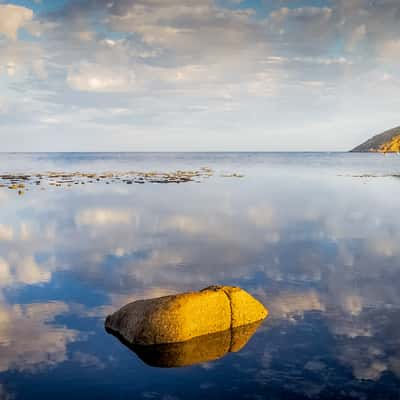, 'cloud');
14,256,51,285
0,4,33,40
161,215,210,234
268,291,325,320
0,255,52,287
56,0,273,99
247,206,275,227
1,0,400,149
0,225,13,241
268,6,334,52
0,301,79,373
379,39,400,61
270,6,333,21
72,351,105,369
85,287,176,318
75,208,136,226
335,0,400,56
0,258,12,286
105,0,263,57
342,295,363,316
0,39,47,79
67,63,136,92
